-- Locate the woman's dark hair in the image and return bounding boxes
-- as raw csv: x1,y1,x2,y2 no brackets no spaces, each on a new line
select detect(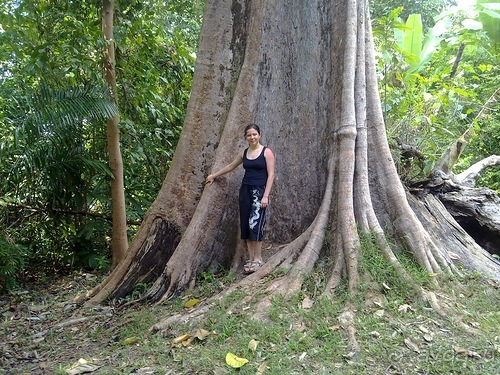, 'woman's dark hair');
244,123,261,136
